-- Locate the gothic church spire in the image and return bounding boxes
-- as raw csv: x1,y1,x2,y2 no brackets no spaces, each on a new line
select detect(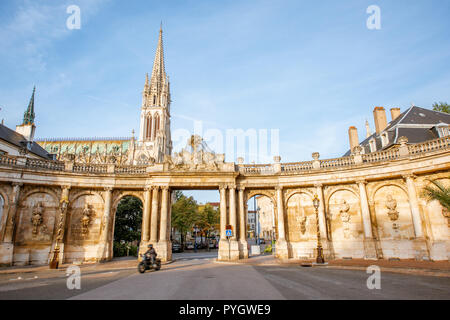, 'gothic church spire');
23,86,36,125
